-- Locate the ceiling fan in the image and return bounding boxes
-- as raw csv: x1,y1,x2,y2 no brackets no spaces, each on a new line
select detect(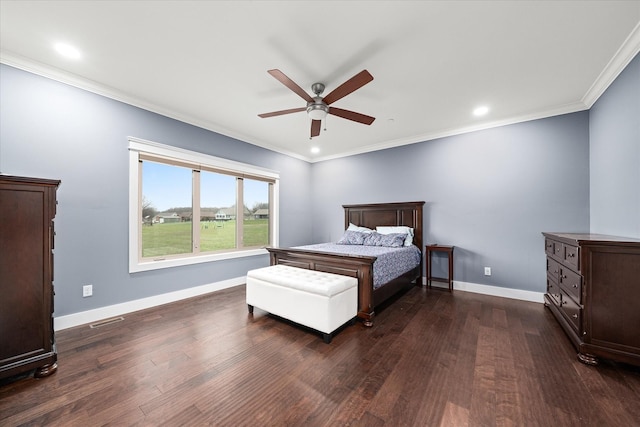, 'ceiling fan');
259,69,375,138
